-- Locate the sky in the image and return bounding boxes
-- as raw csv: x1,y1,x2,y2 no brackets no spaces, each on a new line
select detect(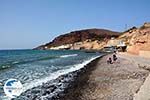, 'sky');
0,0,150,49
